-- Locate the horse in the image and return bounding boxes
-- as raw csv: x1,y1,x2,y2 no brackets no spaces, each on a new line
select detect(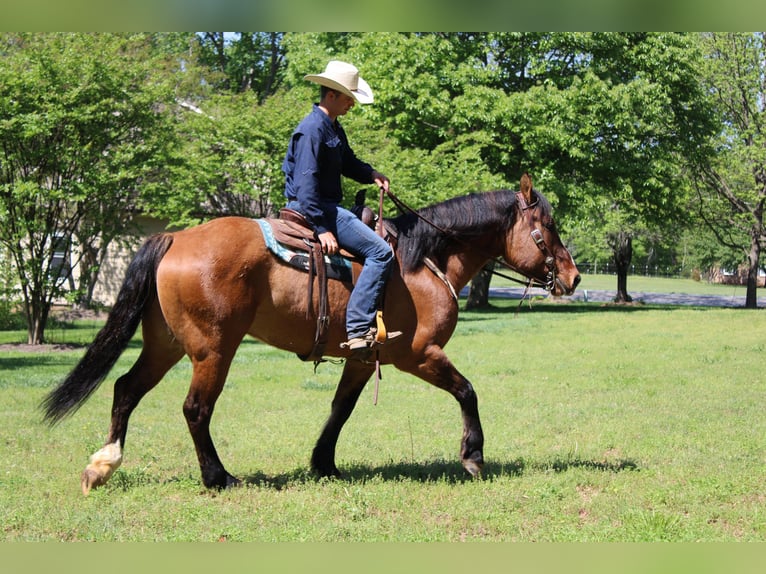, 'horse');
42,173,580,494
